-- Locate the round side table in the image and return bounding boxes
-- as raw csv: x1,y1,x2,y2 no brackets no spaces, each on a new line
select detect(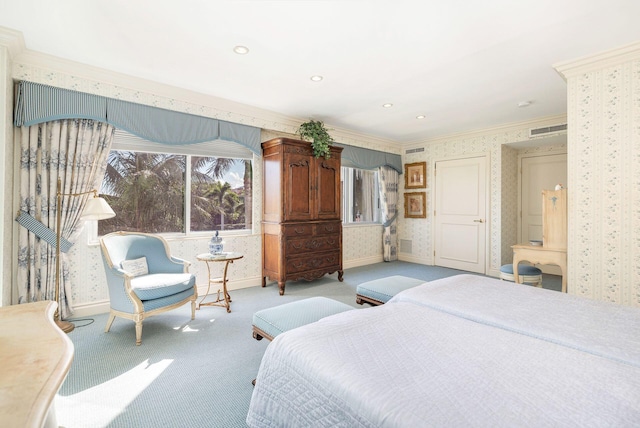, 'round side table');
196,252,243,313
